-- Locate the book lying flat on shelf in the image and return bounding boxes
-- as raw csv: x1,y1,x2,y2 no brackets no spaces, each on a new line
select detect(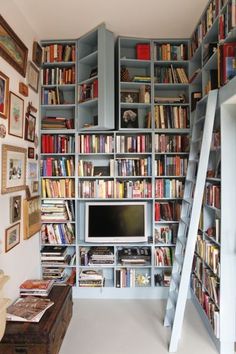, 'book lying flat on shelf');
7,297,54,322
19,279,55,297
